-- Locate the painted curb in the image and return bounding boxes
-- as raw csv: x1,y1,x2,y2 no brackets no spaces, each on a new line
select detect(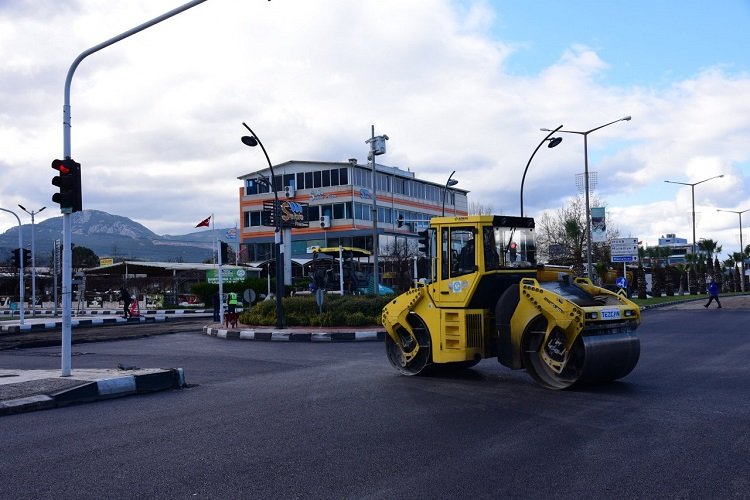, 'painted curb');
0,368,185,416
202,326,386,342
